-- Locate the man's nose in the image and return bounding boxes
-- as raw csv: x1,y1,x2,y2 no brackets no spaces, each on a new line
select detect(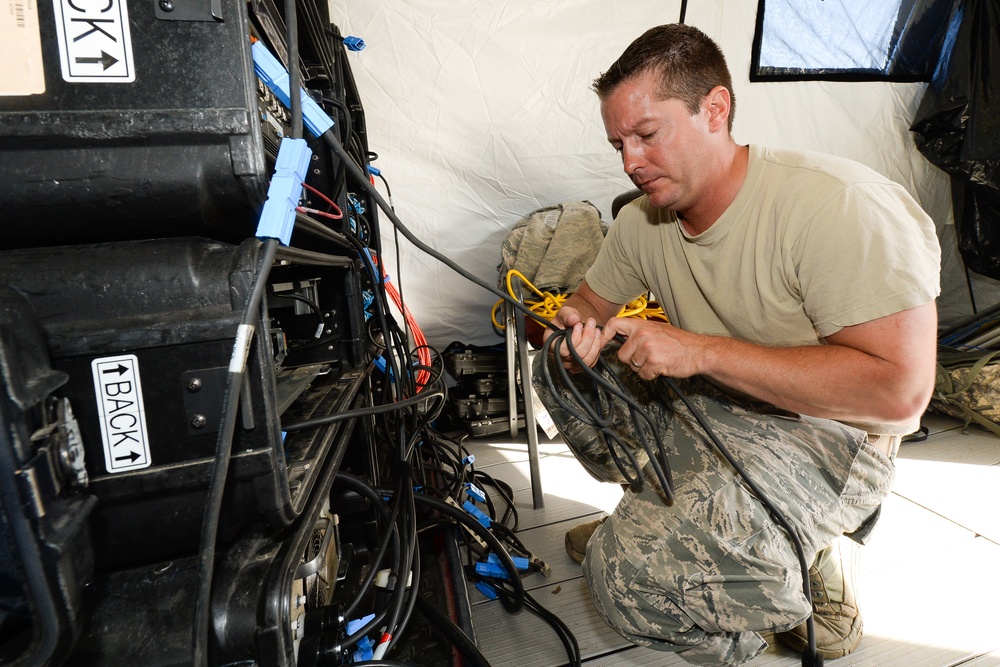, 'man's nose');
622,145,643,175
